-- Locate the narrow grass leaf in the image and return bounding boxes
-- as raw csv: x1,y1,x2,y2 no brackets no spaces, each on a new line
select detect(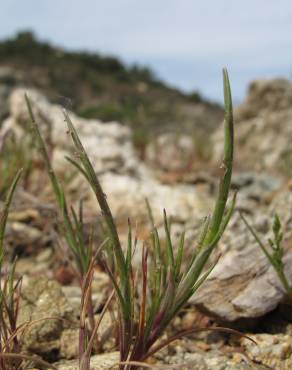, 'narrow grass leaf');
205,68,233,245
163,209,175,271
0,169,22,256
